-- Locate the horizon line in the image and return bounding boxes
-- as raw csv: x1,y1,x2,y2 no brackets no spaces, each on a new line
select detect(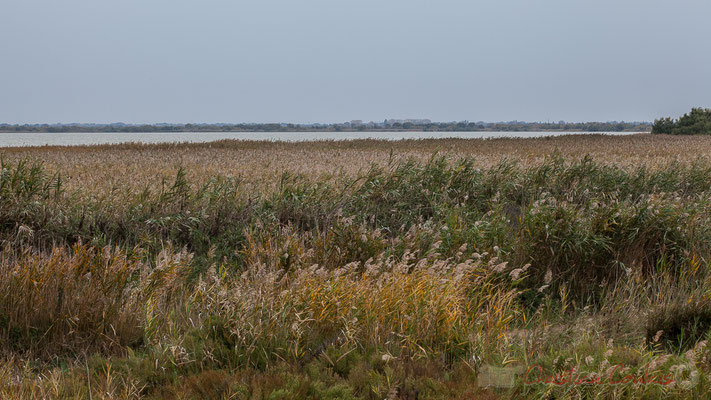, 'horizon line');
0,120,653,126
